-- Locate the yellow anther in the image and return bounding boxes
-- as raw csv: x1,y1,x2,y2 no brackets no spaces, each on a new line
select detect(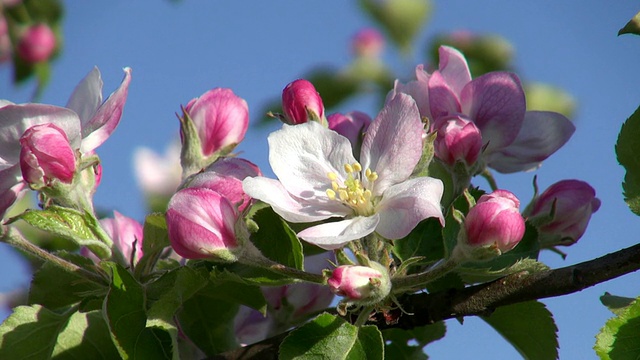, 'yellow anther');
344,164,354,173
367,171,378,182
339,190,348,201
365,168,372,177
327,172,338,181
326,189,336,200
364,189,372,200
353,162,362,172
332,181,339,191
